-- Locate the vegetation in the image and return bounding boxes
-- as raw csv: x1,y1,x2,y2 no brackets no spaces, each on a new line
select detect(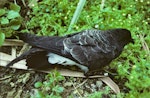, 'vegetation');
0,2,22,45
31,70,64,98
0,0,149,97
